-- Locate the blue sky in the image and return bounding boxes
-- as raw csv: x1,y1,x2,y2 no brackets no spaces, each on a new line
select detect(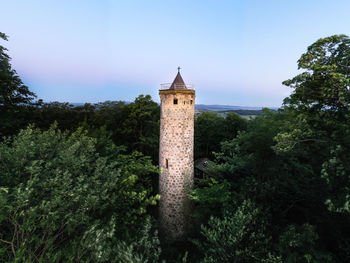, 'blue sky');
1,0,350,106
